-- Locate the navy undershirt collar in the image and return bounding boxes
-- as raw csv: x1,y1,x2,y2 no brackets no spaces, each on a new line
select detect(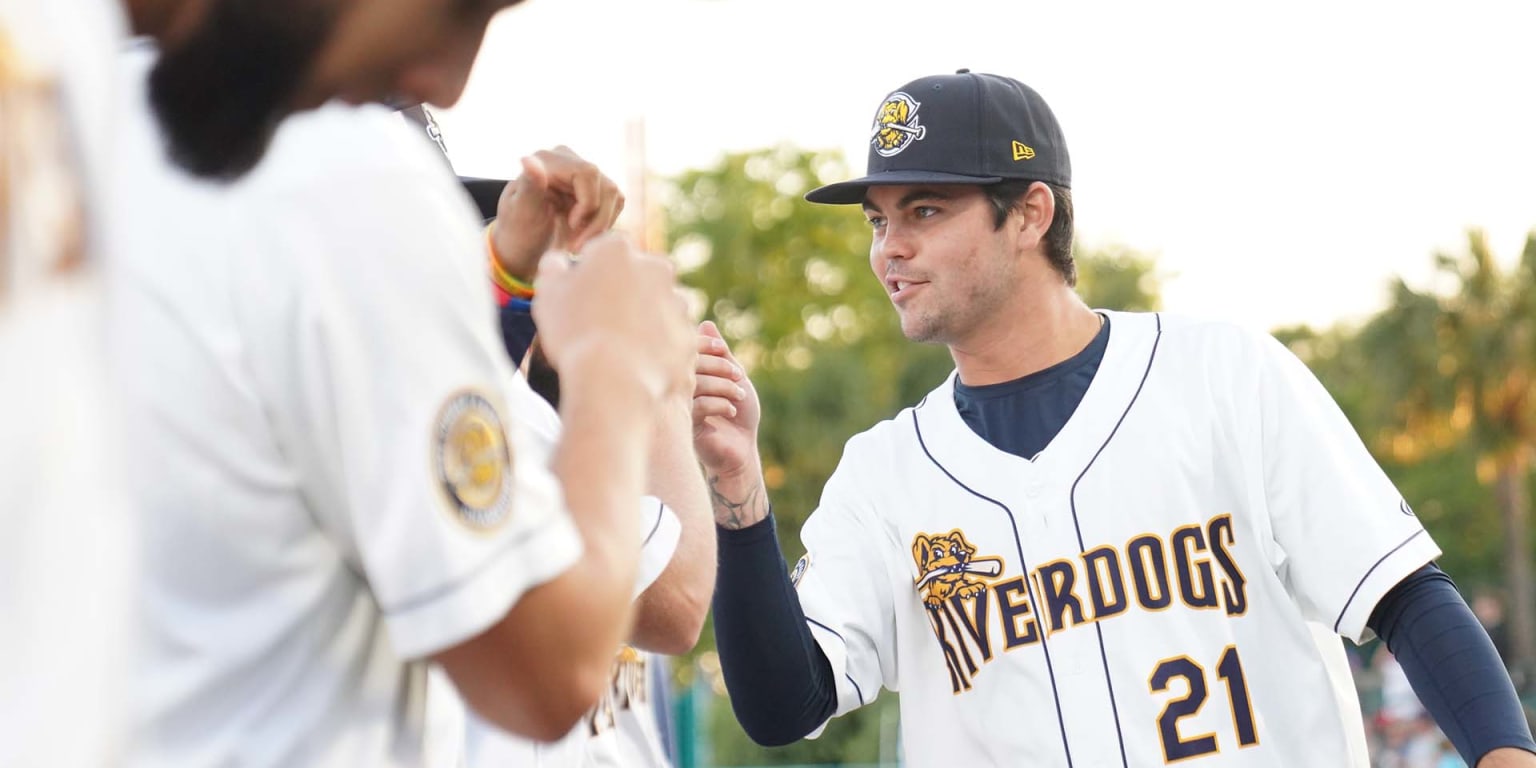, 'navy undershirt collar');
952,313,1111,461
